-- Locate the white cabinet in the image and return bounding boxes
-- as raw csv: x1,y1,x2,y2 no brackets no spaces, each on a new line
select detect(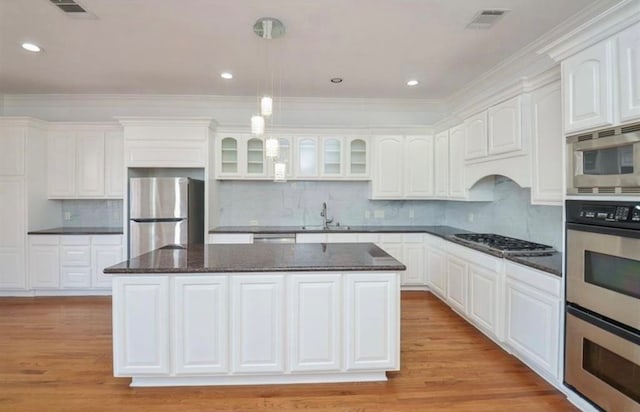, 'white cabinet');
321,137,343,177
434,130,449,198
289,274,342,372
207,233,254,244
215,134,266,178
296,137,319,178
47,125,124,199
28,236,60,289
296,233,328,243
448,124,466,199
231,275,285,373
267,136,295,180
400,234,425,286
345,272,399,371
404,136,434,198
531,82,563,205
174,276,229,374
113,276,170,376
487,96,522,155
562,39,615,133
505,262,561,381
246,137,266,177
618,21,640,123
371,135,403,198
29,234,123,292
426,245,447,299
217,135,241,177
0,127,25,175
446,255,468,315
0,177,26,289
371,135,434,199
468,263,501,339
464,111,488,160
346,137,369,178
